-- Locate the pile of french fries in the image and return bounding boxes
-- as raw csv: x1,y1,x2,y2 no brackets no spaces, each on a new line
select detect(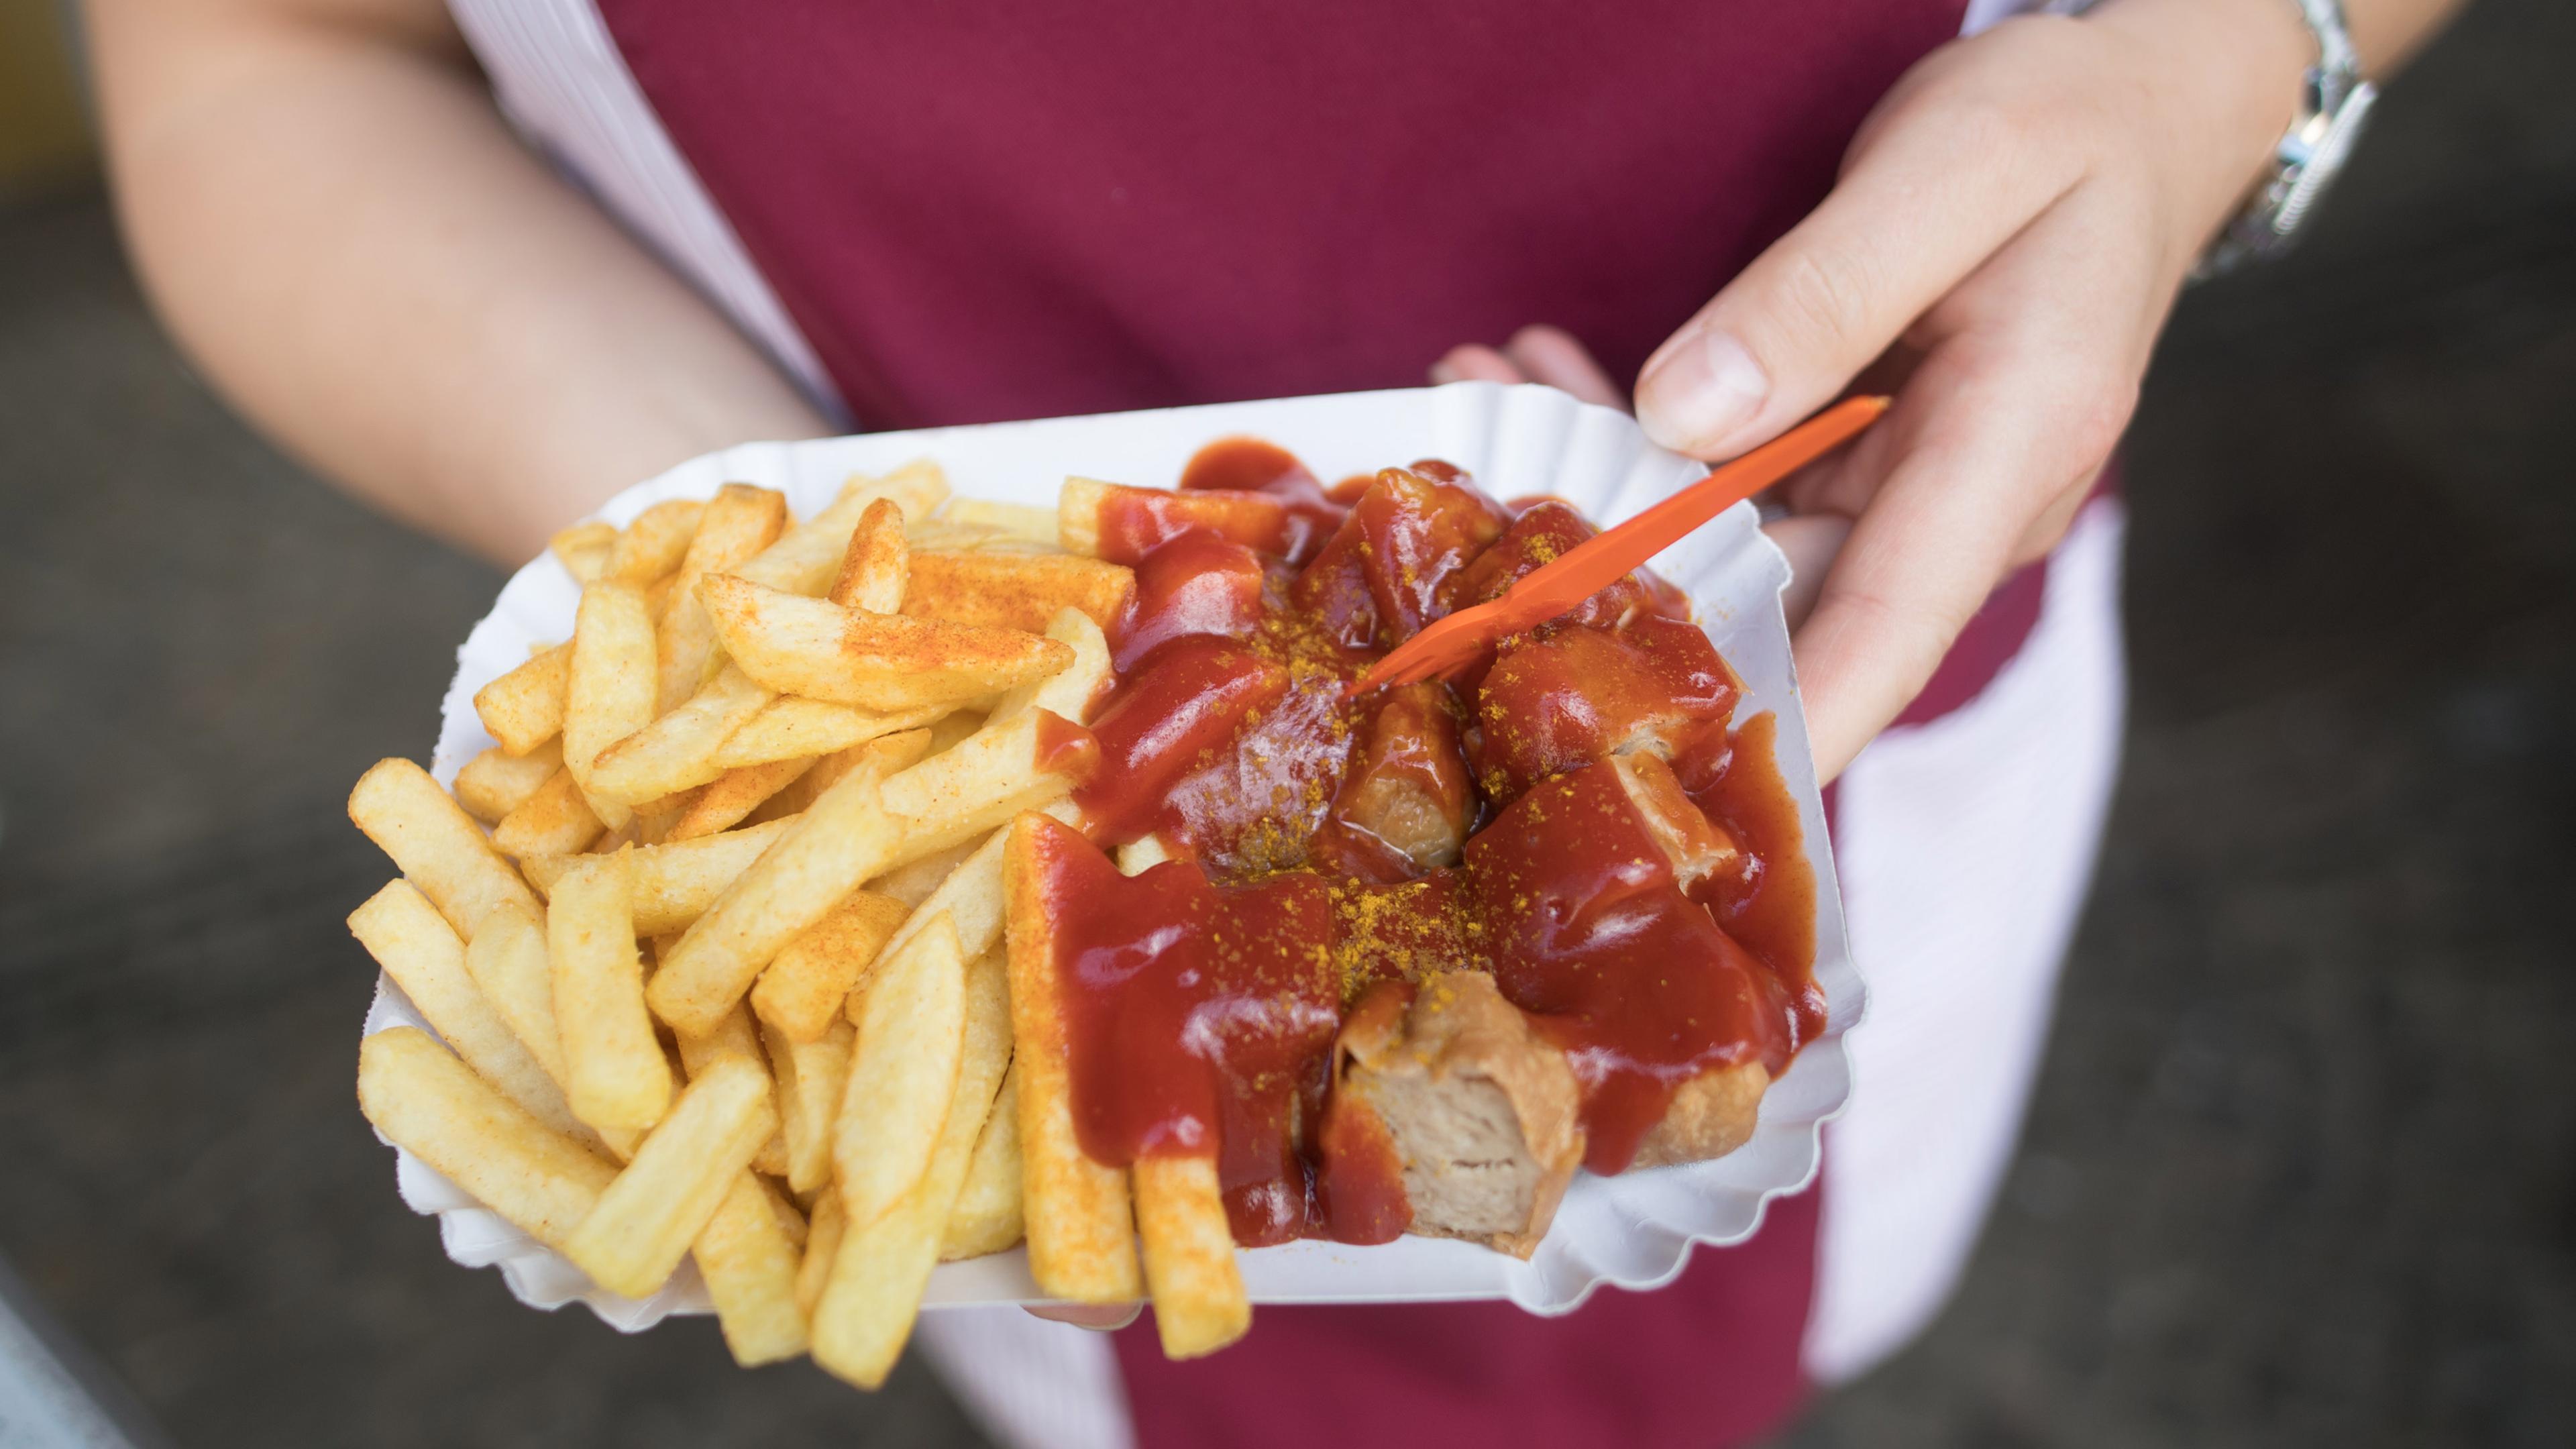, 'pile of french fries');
346,461,1191,1386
